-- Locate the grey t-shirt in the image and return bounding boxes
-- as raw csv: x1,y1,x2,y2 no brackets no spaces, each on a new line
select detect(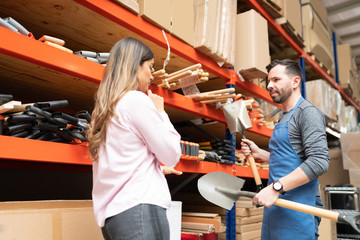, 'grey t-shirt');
277,99,330,181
